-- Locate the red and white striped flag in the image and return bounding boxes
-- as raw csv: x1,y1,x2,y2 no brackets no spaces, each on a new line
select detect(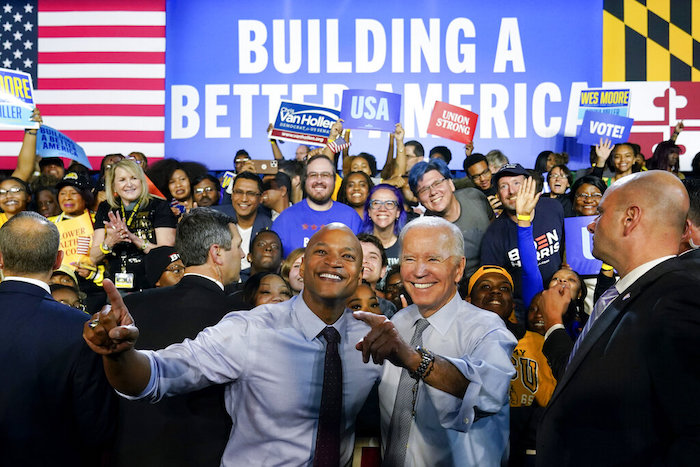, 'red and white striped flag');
0,0,165,169
76,235,91,255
